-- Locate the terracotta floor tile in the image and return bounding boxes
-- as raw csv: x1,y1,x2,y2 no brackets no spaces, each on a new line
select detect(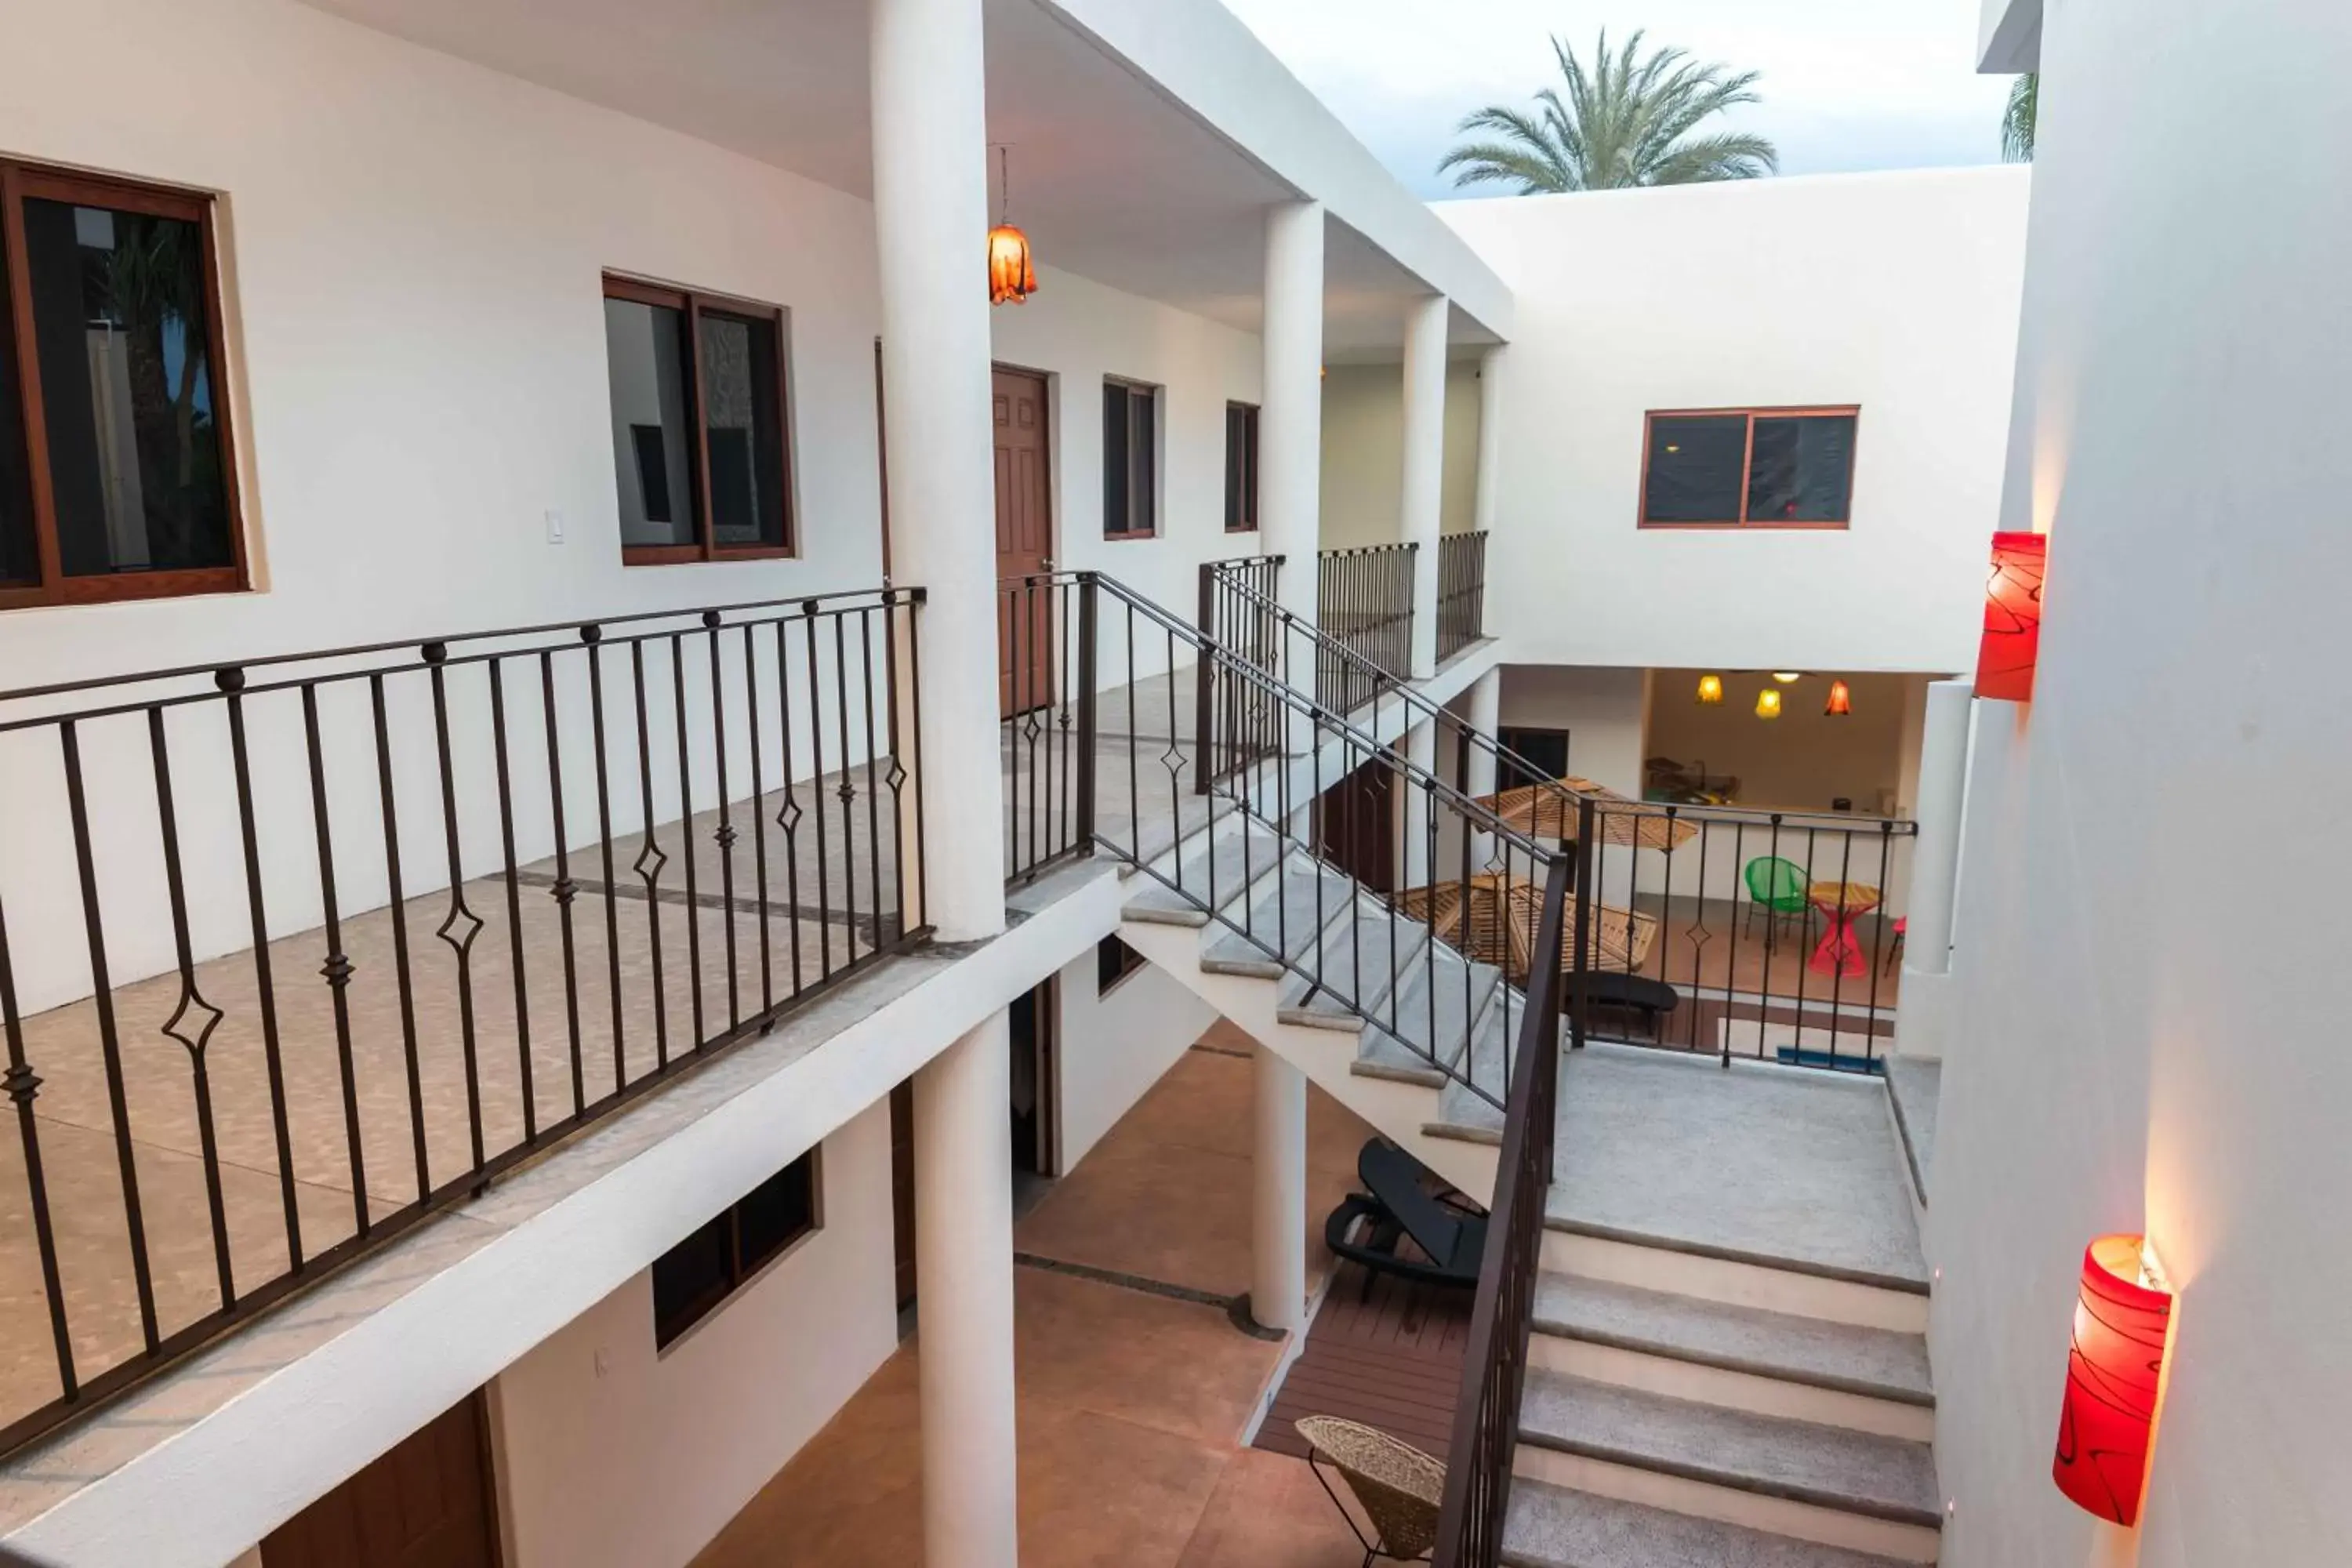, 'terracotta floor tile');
1177,1446,1374,1568
1012,1269,1276,1446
